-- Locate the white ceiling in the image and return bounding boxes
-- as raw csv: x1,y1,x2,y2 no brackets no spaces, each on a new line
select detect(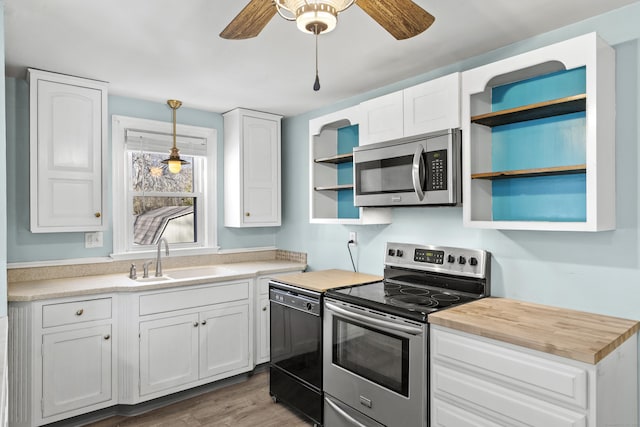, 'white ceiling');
4,0,636,117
